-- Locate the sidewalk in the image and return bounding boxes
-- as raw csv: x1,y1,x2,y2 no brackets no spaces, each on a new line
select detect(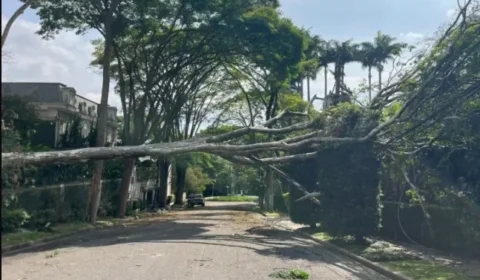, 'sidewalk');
266,216,480,279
